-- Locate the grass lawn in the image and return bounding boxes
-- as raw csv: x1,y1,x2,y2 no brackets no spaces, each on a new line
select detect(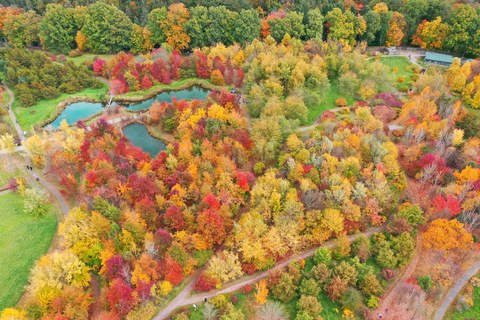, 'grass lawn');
0,192,57,310
306,81,355,125
66,53,115,66
13,84,108,129
379,56,419,90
